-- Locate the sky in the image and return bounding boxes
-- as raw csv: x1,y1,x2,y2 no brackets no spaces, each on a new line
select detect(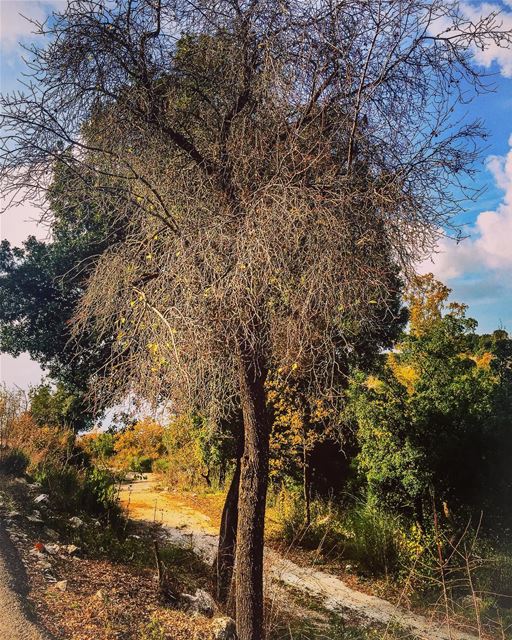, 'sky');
0,0,512,391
